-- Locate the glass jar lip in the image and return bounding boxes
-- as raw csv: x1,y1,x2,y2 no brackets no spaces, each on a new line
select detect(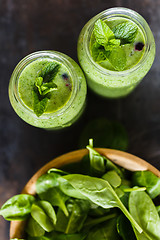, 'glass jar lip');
83,7,153,76
10,50,78,120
